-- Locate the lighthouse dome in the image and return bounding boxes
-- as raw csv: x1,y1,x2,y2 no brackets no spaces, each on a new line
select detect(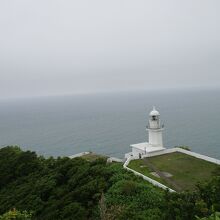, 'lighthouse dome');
149,106,160,116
